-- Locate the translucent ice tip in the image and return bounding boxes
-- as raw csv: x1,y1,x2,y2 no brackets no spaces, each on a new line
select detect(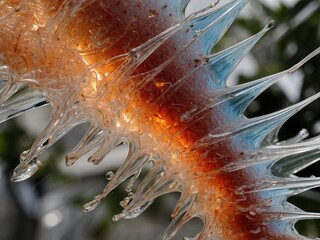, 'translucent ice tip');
11,160,39,182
